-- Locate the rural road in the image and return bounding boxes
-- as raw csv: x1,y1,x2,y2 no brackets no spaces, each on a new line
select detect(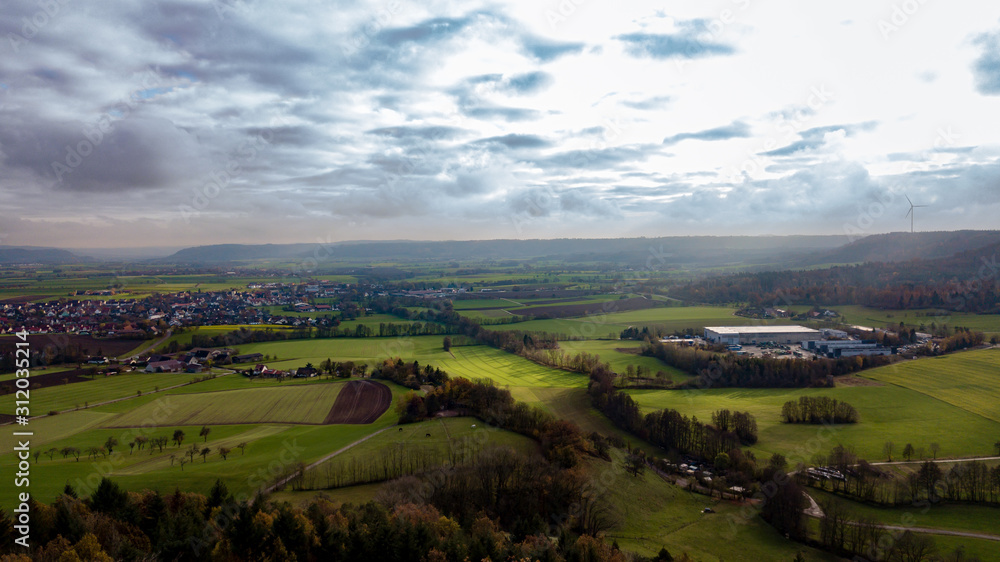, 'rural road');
869,456,1000,466
124,329,173,358
802,499,1000,542
262,426,393,495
